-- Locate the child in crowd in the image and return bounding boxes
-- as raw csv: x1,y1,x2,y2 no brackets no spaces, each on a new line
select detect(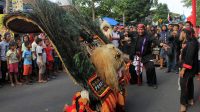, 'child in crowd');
53,50,60,73
45,39,56,80
6,42,21,87
22,34,29,52
36,38,47,83
22,41,33,85
16,38,23,82
32,34,39,80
